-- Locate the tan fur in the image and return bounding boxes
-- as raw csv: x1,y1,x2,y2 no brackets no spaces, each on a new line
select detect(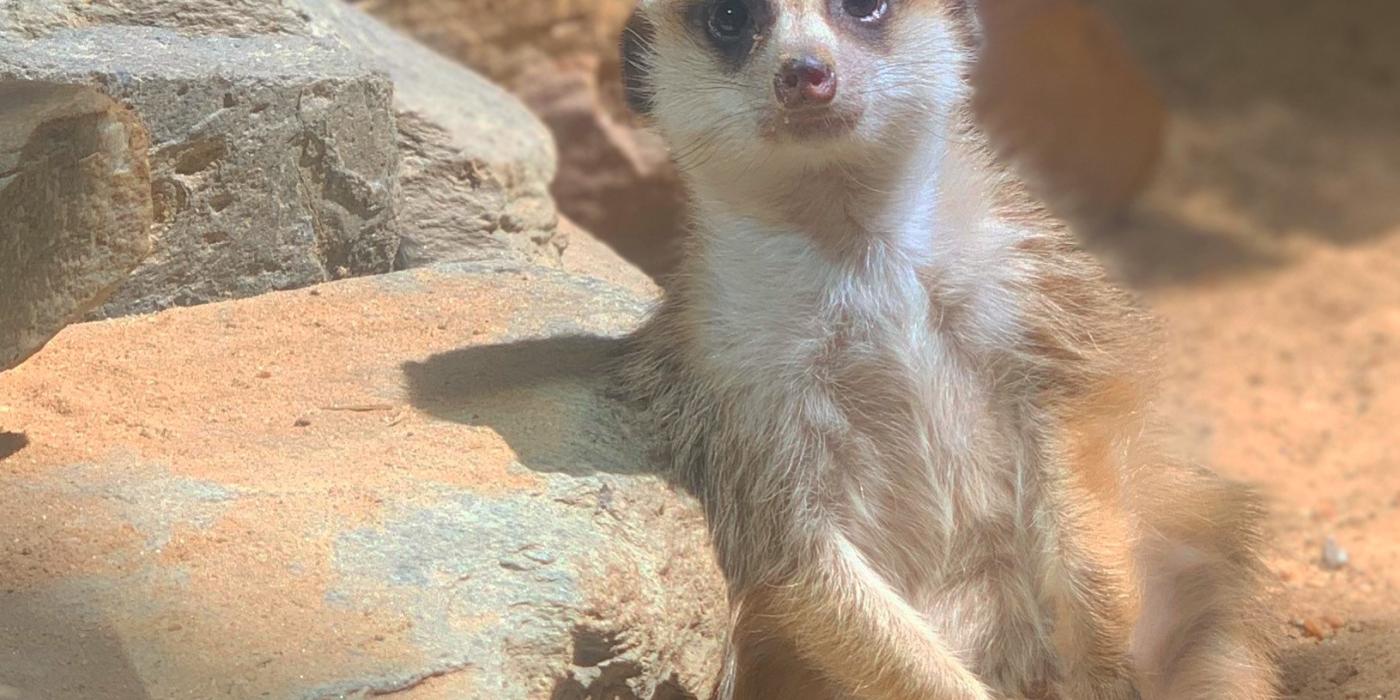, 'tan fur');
619,1,1276,698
